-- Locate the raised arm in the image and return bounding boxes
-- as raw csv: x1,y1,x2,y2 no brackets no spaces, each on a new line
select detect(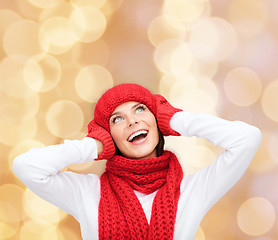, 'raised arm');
13,137,98,217
170,111,262,208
